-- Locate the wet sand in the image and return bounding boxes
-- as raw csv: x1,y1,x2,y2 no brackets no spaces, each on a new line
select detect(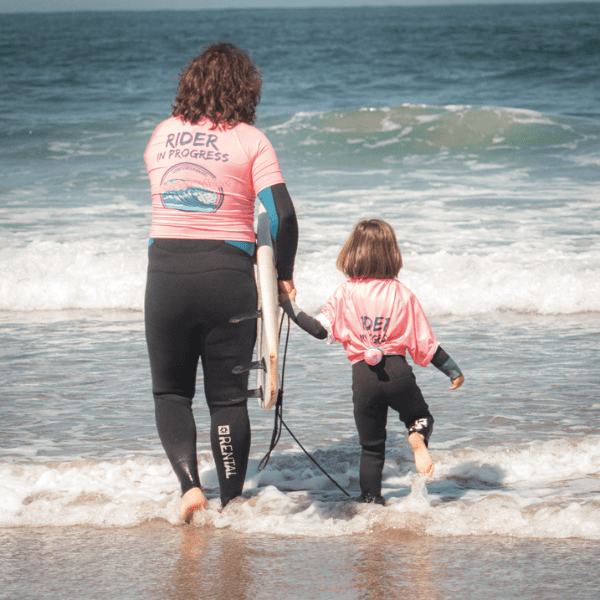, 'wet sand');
2,523,599,600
